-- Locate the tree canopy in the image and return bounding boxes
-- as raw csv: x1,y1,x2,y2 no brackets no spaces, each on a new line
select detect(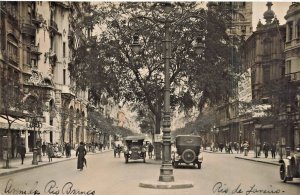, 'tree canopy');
69,2,239,133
